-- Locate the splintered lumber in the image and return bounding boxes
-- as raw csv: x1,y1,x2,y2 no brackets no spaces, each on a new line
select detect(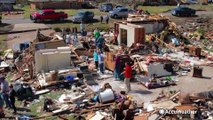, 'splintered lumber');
87,103,114,109
175,105,197,110
189,96,212,101
31,113,53,120
58,115,69,120
135,57,144,72
170,91,181,100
